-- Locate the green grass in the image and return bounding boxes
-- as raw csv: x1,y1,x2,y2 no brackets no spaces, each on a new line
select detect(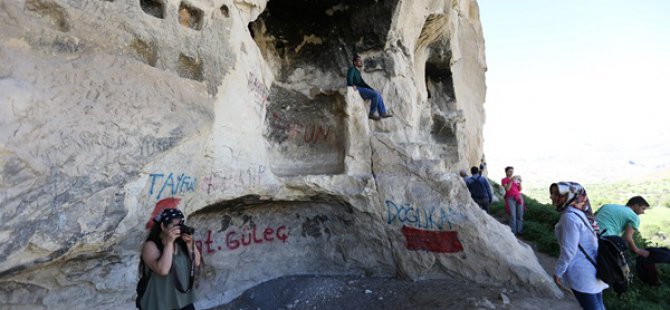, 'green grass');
491,182,670,310
639,207,670,248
